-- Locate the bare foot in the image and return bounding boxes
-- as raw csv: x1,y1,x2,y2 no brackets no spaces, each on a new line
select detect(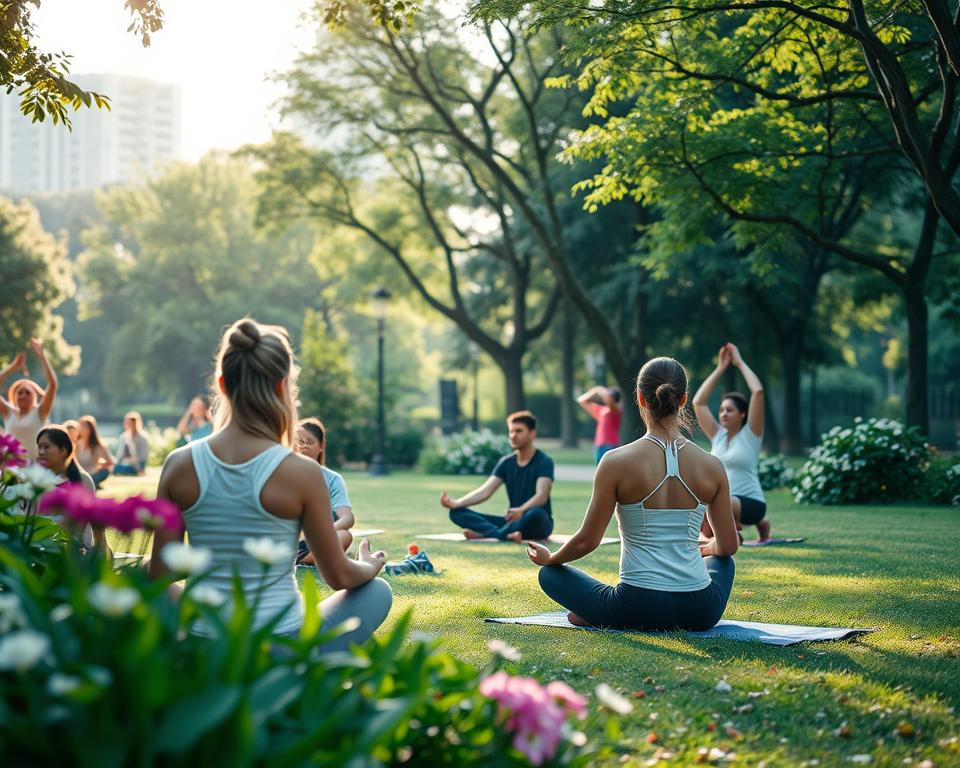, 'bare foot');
463,529,485,539
567,612,592,627
756,520,771,541
506,531,524,542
